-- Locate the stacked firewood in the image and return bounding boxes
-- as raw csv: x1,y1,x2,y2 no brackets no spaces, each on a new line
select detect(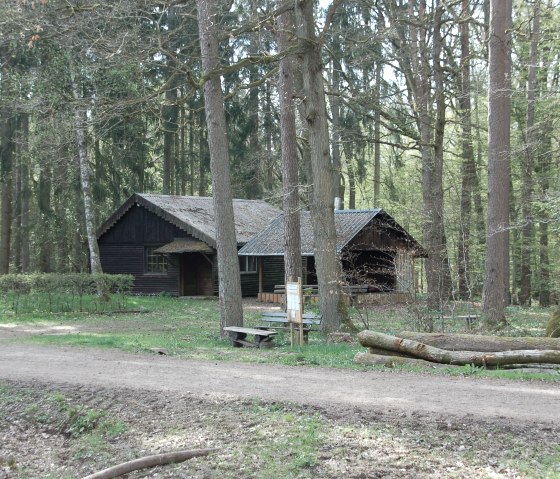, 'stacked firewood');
354,331,560,369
